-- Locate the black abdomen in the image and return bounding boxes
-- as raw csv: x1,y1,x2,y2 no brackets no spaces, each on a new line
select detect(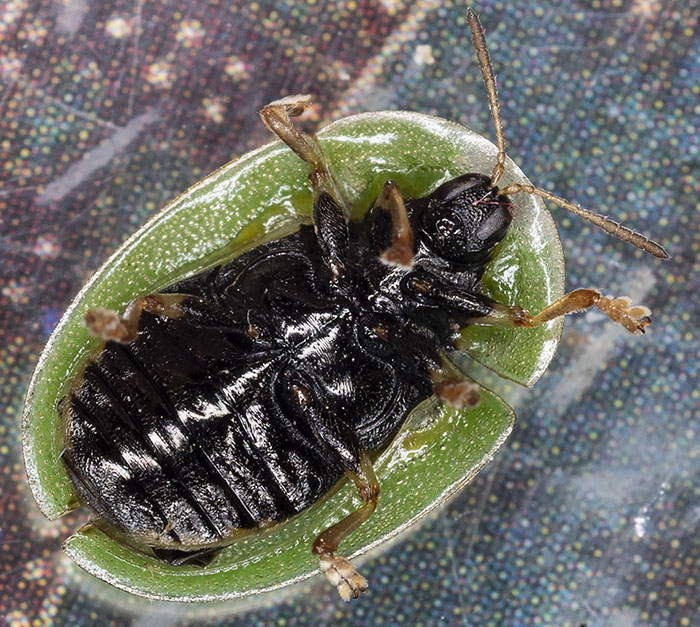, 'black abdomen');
64,309,344,550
